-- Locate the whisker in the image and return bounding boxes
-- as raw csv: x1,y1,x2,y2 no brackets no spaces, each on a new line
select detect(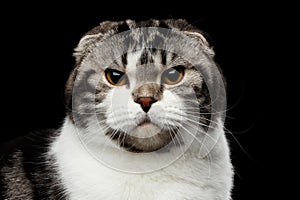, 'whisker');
83,124,110,145
180,115,216,131
180,120,218,144
184,113,254,160
102,128,120,151
172,121,203,146
181,93,222,109
116,128,123,147
165,123,177,150
184,110,236,120
183,96,240,116
166,123,186,159
173,121,214,174
175,129,188,160
183,107,226,115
